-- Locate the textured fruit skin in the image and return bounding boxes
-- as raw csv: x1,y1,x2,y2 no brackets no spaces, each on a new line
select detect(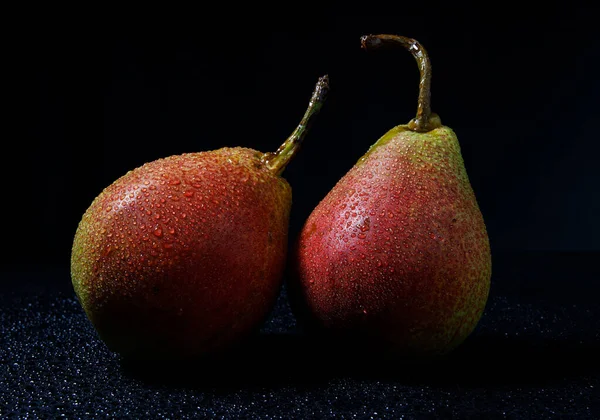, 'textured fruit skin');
291,125,491,356
71,147,291,360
